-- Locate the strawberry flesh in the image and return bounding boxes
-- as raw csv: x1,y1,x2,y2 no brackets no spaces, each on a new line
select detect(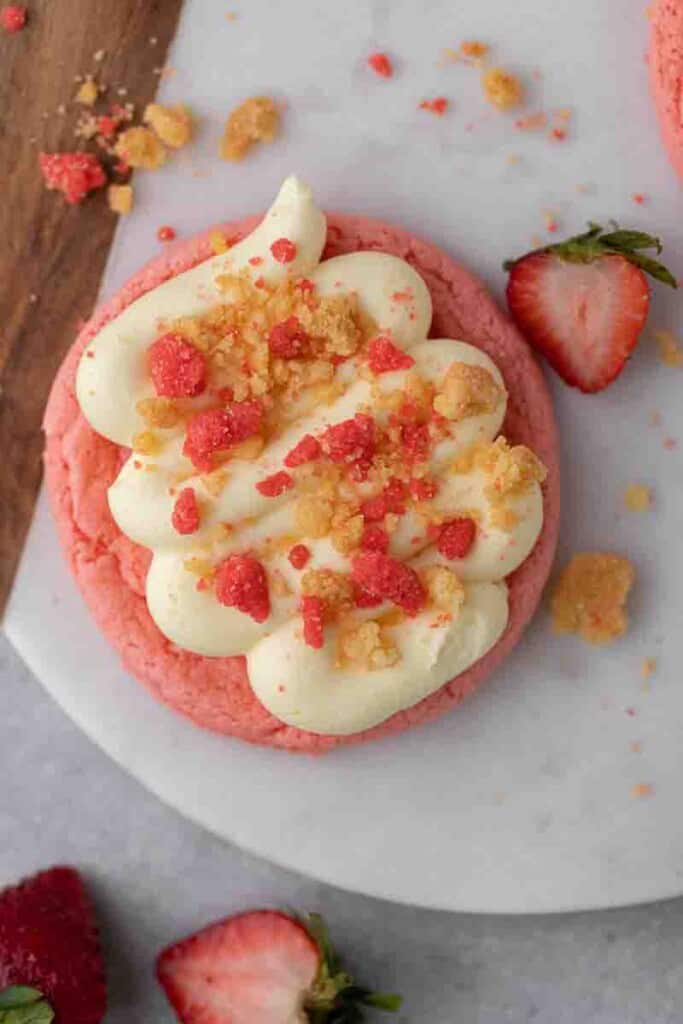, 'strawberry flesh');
0,866,106,1024
157,910,319,1024
506,251,650,393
